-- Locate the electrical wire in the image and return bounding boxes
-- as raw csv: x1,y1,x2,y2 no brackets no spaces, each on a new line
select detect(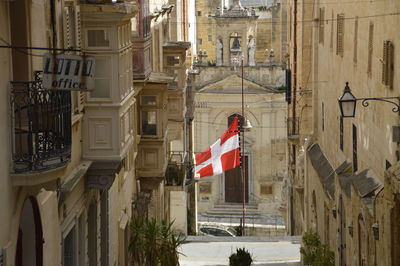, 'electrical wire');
174,10,400,26
193,120,287,128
